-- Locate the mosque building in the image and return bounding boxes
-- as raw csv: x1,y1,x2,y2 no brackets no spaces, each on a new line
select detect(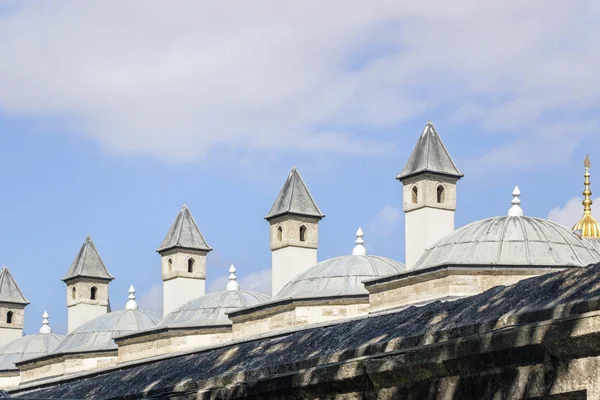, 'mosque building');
2,122,600,398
